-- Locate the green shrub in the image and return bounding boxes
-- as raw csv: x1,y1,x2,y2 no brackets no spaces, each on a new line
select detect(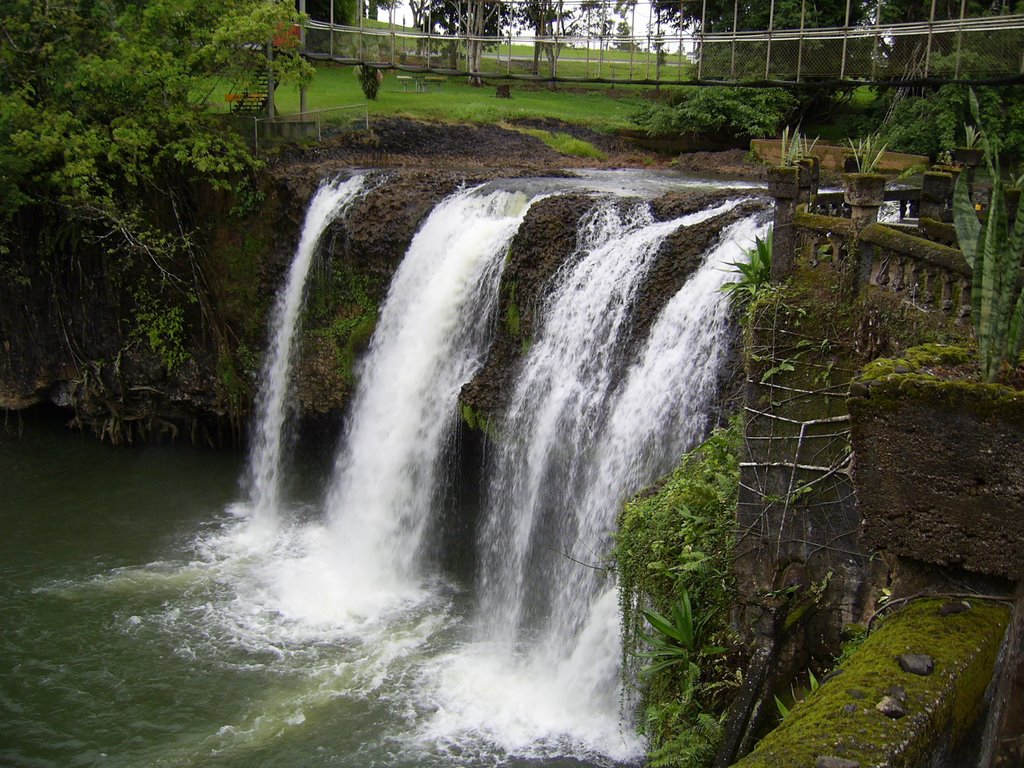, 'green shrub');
356,65,383,100
616,419,742,767
875,85,1024,163
633,87,798,139
132,289,191,374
